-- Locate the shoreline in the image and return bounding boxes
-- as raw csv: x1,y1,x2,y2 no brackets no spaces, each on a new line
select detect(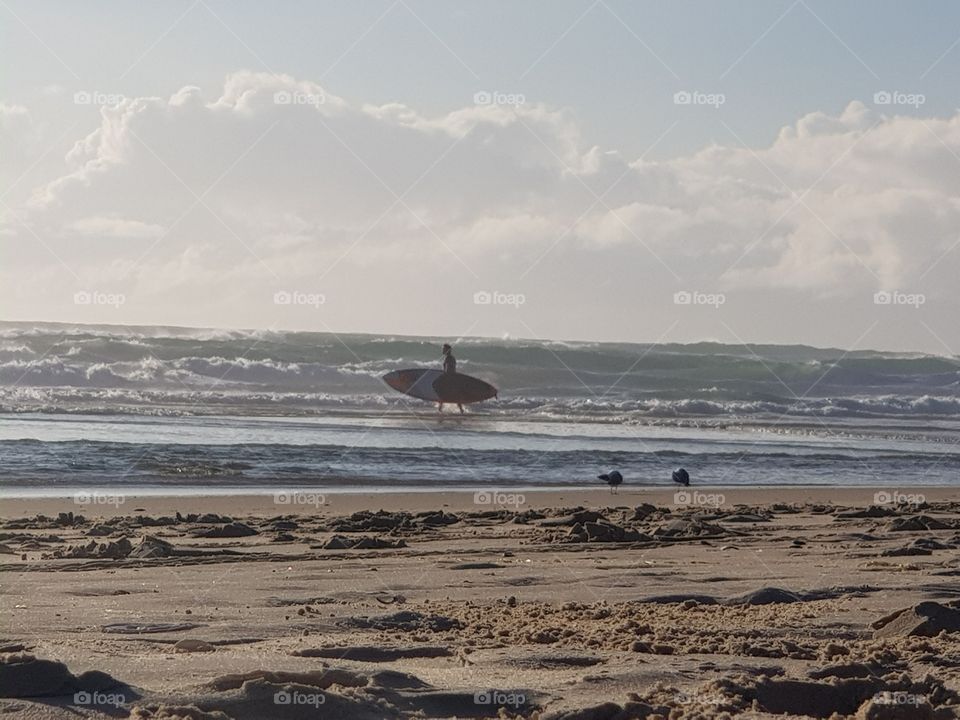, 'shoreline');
3,485,956,518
